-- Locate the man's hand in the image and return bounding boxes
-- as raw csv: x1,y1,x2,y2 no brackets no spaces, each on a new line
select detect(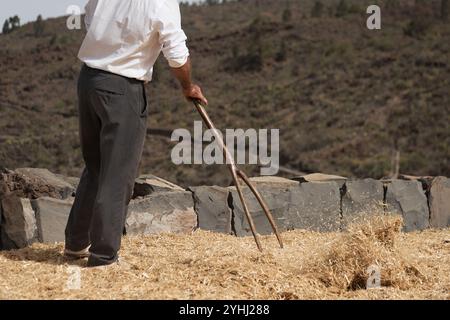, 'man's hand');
183,84,208,106
171,58,208,106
